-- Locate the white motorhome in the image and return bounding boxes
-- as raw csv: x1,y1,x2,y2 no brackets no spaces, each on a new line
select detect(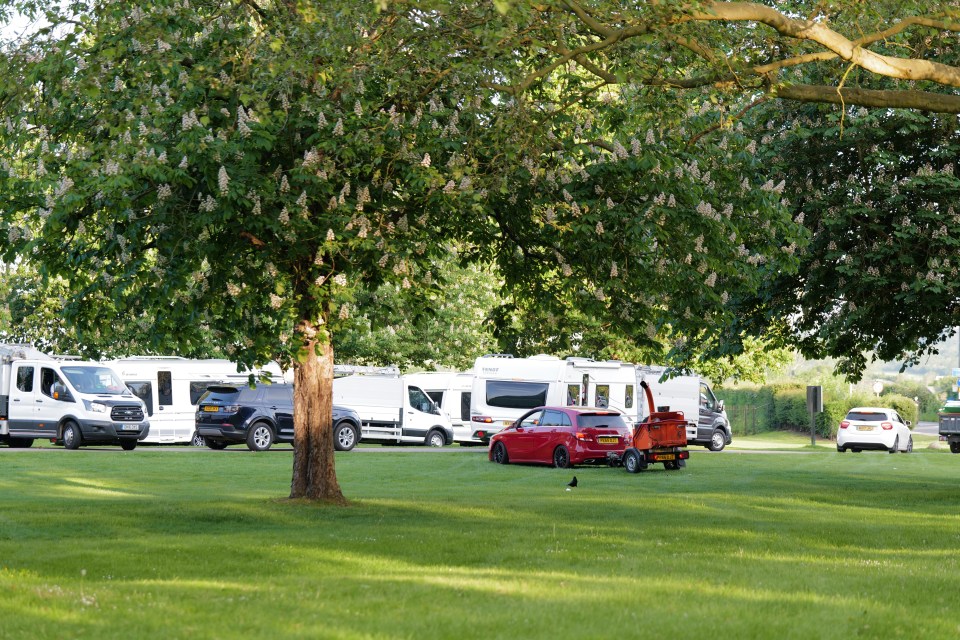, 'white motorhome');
404,371,476,445
332,374,454,446
110,357,283,445
635,365,731,451
469,354,638,443
0,344,149,450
